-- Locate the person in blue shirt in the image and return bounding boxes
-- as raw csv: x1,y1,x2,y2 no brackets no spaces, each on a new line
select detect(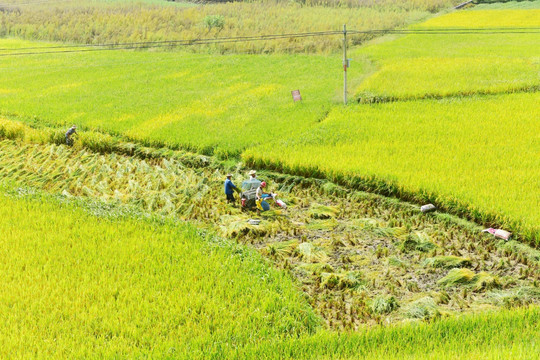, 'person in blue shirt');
224,174,238,204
